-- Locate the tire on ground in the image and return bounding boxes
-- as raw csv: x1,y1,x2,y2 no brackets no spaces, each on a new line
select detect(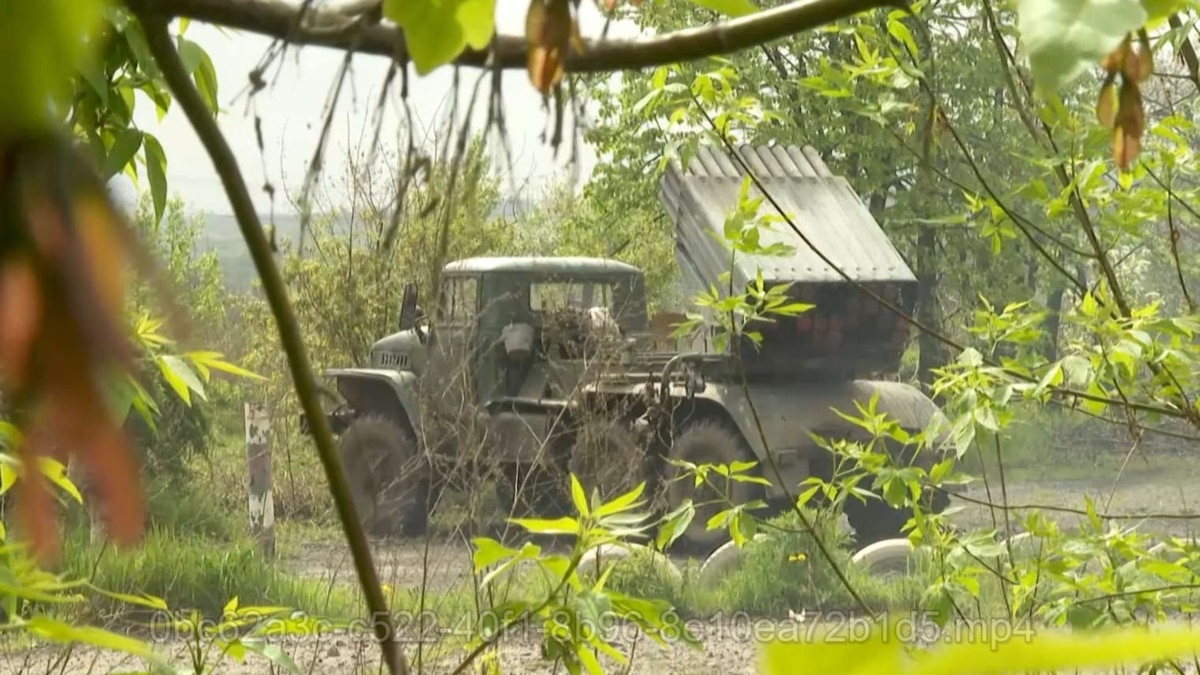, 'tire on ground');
337,413,431,538
577,543,682,584
851,537,917,577
664,419,761,556
494,464,570,518
698,533,769,588
567,418,644,505
843,496,913,549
